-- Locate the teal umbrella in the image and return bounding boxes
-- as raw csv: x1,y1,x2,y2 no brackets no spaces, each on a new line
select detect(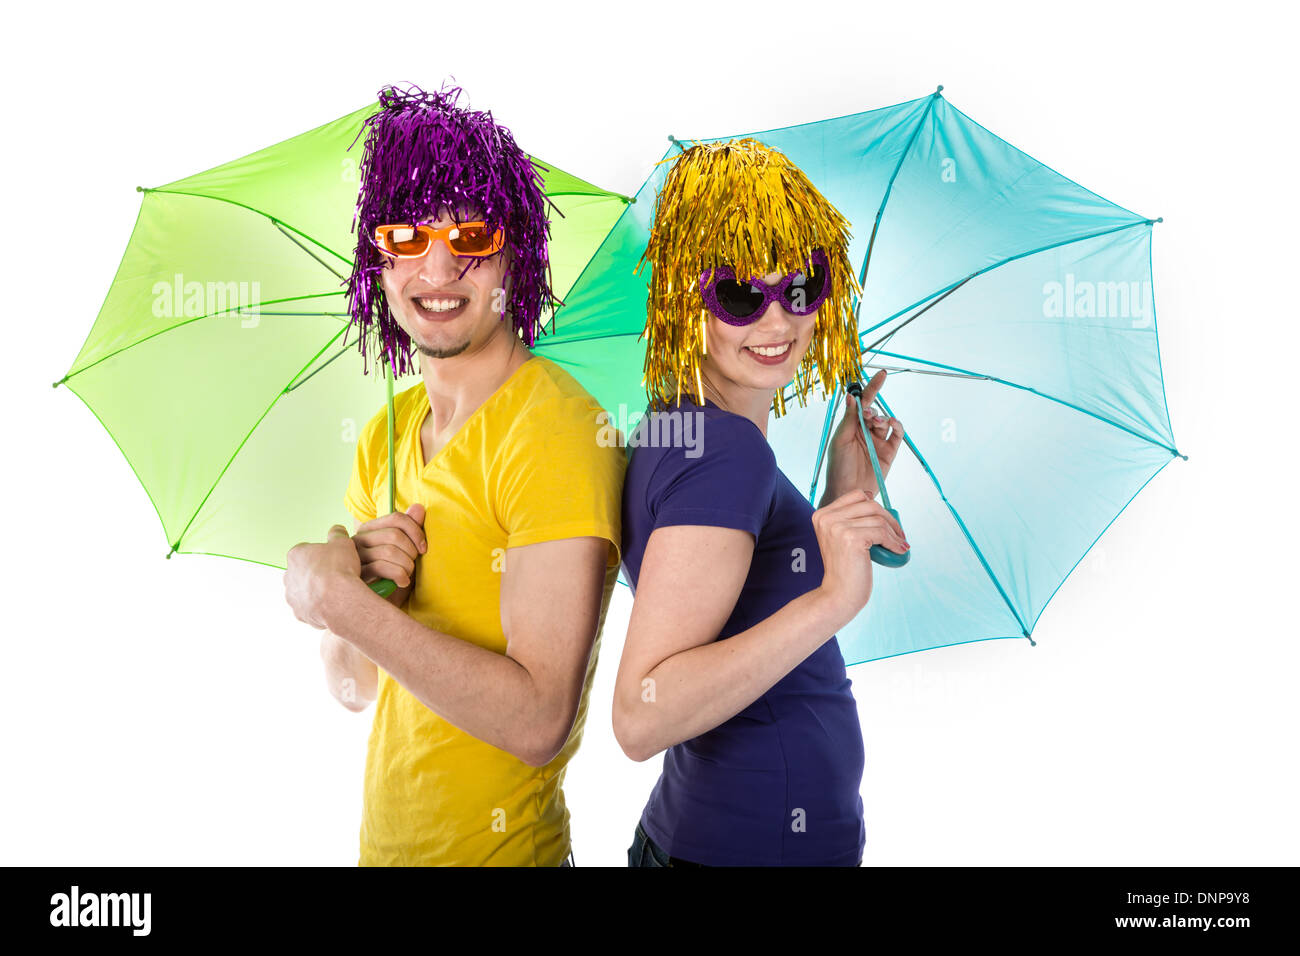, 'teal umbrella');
56,101,631,577
538,87,1186,664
